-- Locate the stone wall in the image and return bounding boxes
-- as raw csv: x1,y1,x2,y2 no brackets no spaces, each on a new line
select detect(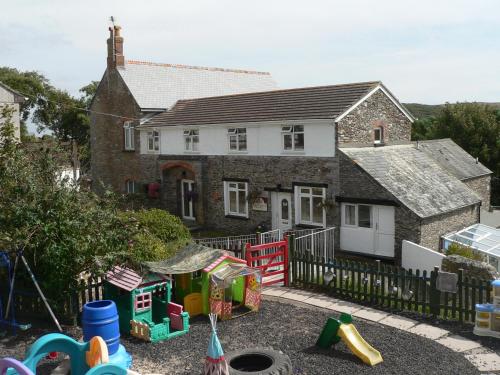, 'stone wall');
89,68,144,194
156,154,339,234
463,175,491,211
420,205,480,251
337,89,412,146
